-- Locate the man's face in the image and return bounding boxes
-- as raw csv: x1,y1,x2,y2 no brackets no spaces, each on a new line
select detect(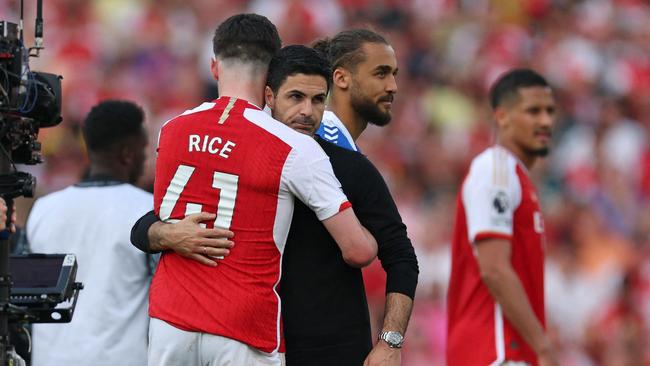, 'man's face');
349,42,398,126
265,73,328,136
498,86,556,157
